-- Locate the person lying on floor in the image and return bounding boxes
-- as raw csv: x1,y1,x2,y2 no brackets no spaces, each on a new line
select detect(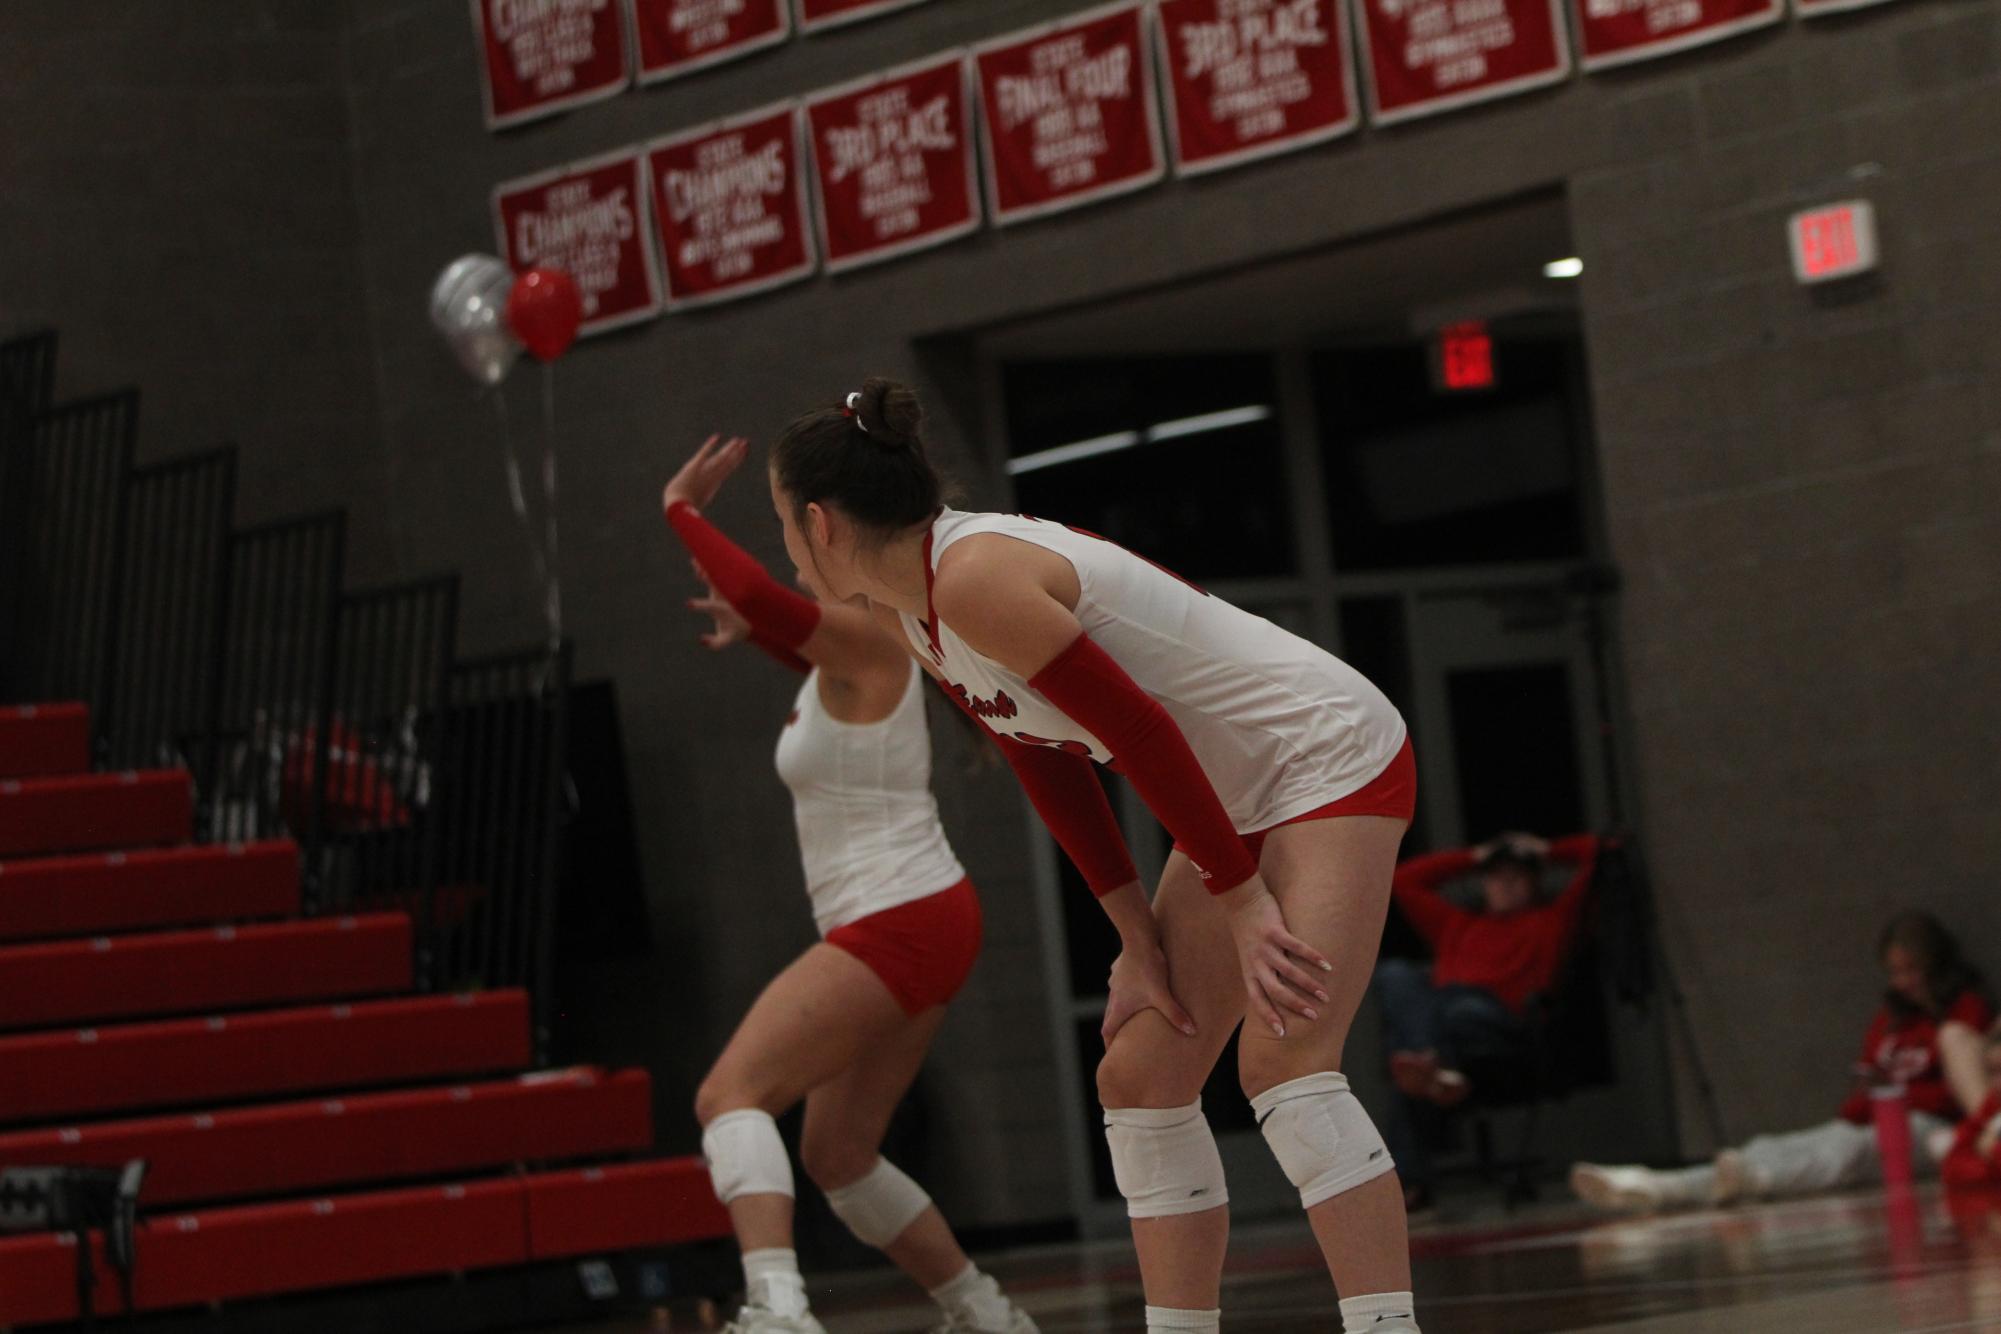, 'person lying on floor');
1573,910,1993,1213
1374,831,1601,1211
